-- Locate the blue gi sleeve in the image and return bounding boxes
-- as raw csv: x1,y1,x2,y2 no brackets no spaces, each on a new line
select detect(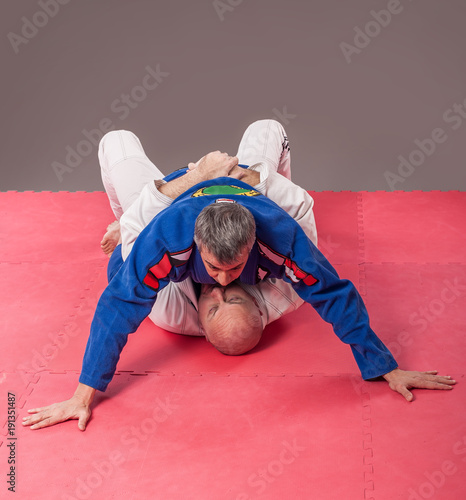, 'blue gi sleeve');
78,216,193,391
79,250,160,391
287,235,398,380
